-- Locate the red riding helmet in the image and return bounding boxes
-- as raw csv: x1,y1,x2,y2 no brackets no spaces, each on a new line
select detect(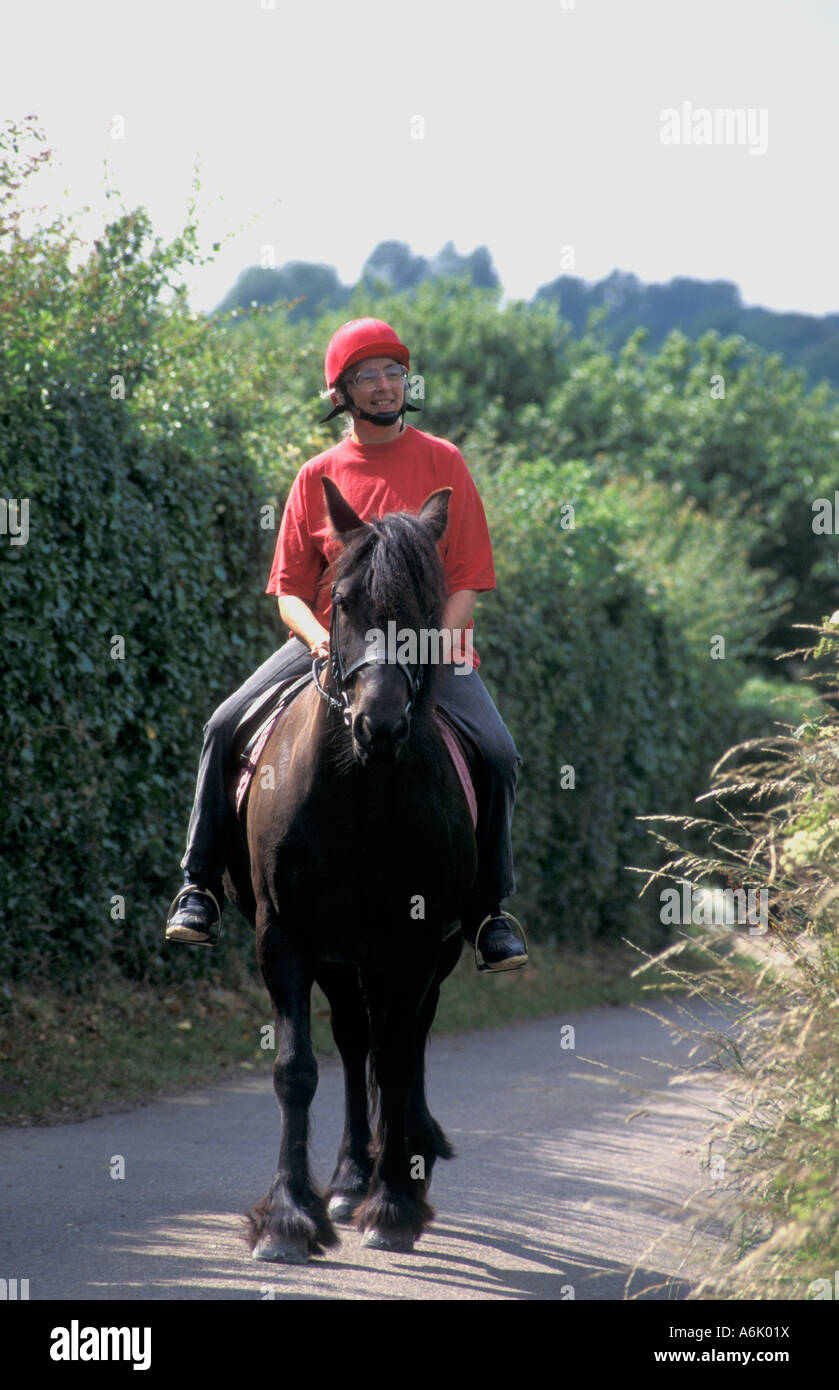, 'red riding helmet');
324,318,410,390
